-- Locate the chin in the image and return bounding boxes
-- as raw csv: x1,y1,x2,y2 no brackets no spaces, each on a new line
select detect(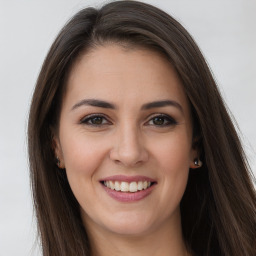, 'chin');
107,223,151,236
102,212,156,236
